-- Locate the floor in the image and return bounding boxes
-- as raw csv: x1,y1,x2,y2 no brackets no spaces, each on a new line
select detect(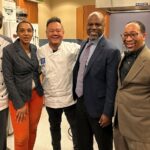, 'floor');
7,107,100,150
